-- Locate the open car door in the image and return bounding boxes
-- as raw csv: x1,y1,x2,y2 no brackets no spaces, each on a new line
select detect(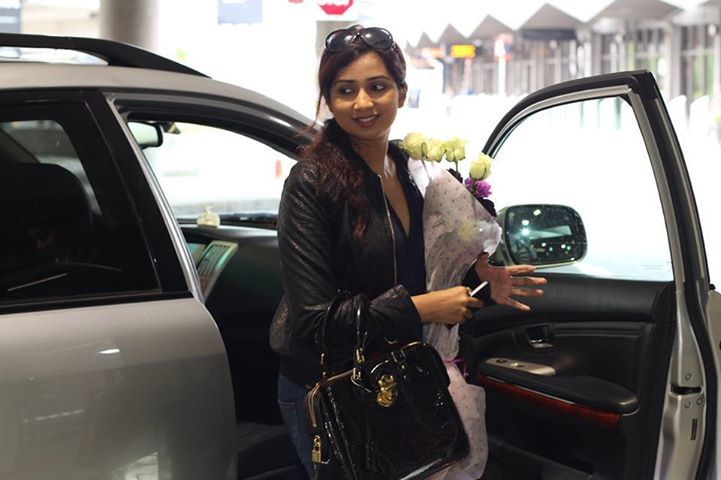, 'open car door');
464,71,719,479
